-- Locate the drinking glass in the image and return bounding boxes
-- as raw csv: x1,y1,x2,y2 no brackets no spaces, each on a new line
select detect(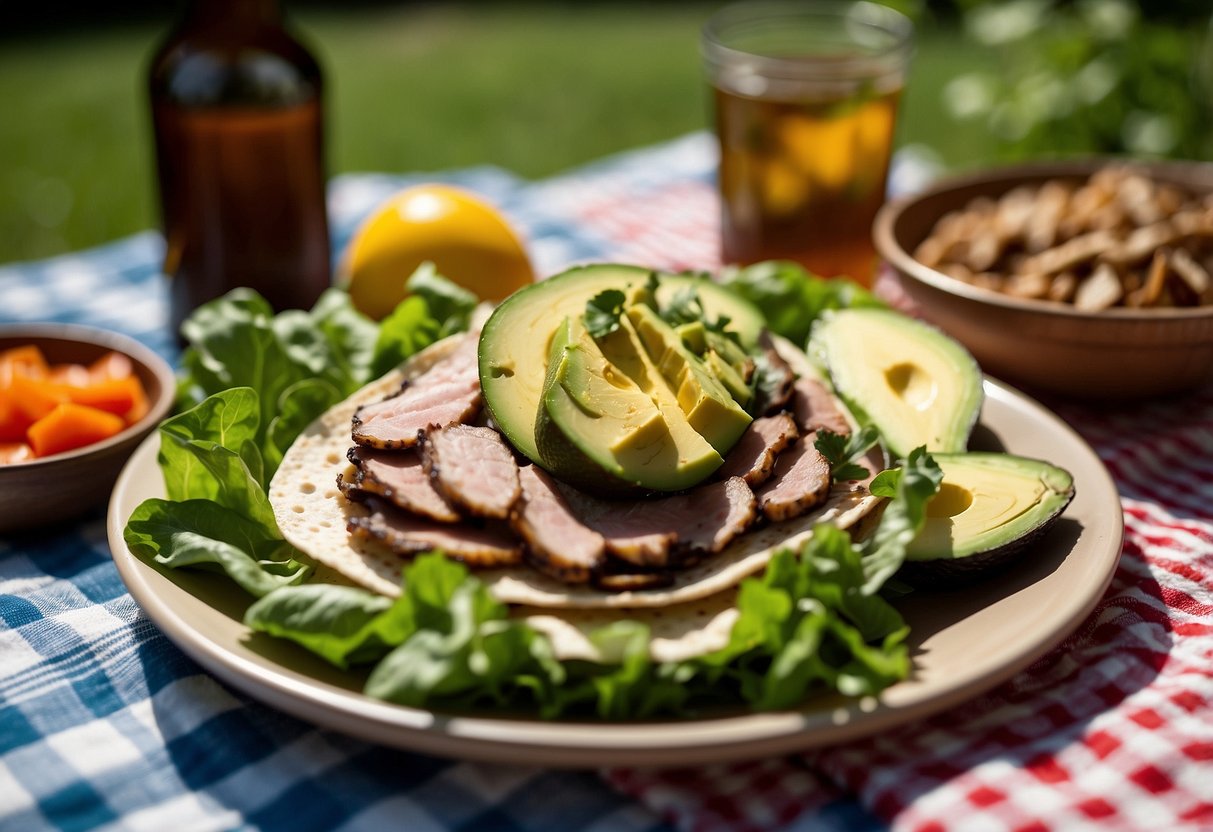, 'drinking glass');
703,1,913,286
